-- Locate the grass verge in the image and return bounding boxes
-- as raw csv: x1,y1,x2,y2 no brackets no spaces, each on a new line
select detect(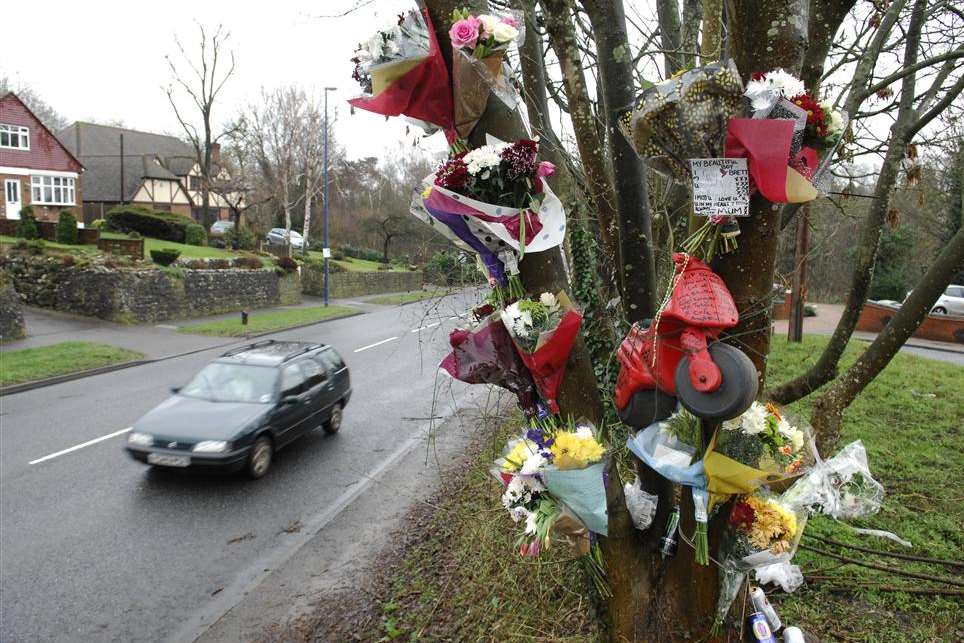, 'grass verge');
0,341,145,385
306,334,962,642
367,290,444,306
177,305,356,336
